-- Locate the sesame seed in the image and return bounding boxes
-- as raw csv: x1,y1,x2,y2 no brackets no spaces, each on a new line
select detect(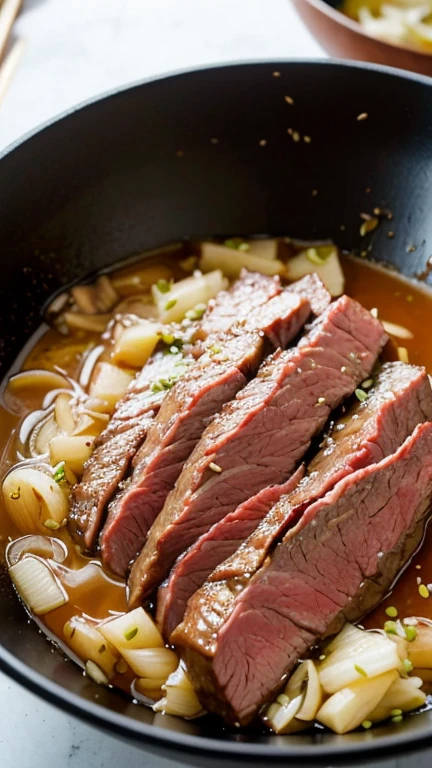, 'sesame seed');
417,576,422,585
397,347,409,363
284,95,294,105
303,135,311,144
312,189,318,197
259,139,267,146
319,654,326,660
357,112,368,121
209,462,222,473
317,397,326,405
416,565,422,569
388,231,395,238
272,71,281,77
210,137,219,144
341,366,347,373
370,307,378,318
